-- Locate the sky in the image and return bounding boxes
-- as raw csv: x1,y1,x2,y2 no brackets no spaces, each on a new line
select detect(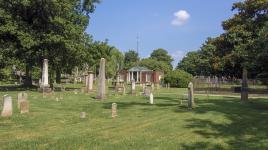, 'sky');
86,0,241,67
